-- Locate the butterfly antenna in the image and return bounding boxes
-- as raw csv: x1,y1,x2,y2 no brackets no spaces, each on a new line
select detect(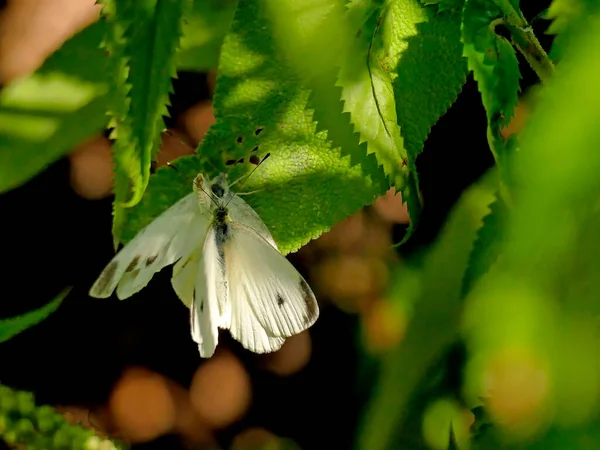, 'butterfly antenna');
225,153,271,207
163,128,222,174
163,131,220,207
